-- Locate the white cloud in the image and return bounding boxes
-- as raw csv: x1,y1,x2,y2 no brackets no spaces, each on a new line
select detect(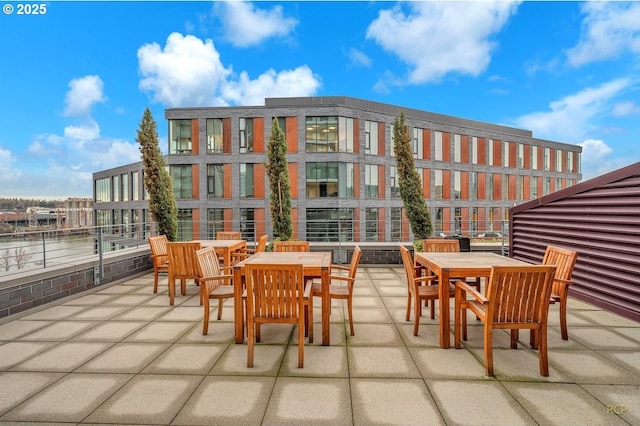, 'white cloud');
566,2,640,67
138,32,321,107
63,75,106,117
64,120,101,141
0,147,17,176
513,78,633,143
612,101,640,117
345,48,372,68
366,1,519,84
214,1,297,48
578,138,632,180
